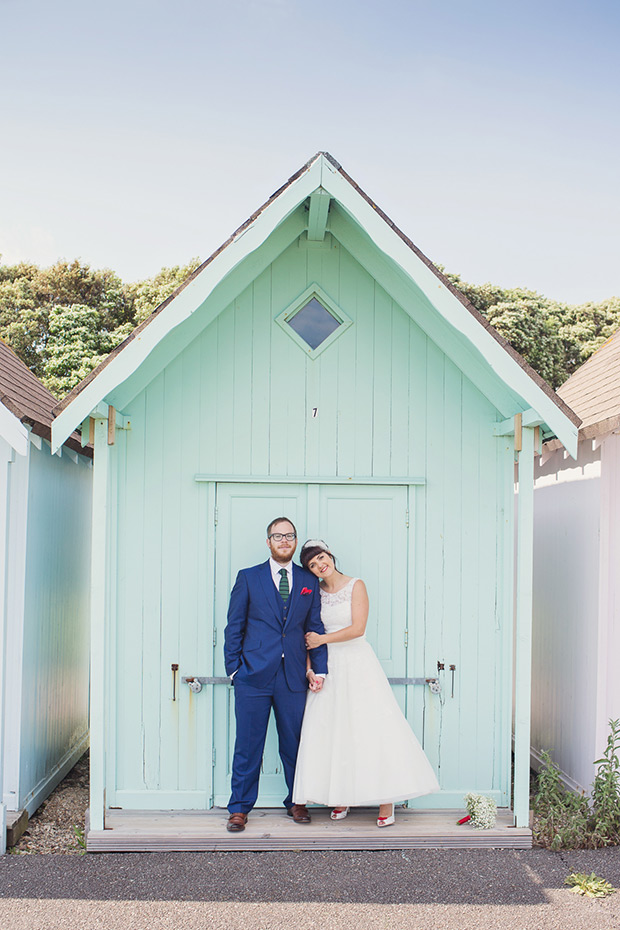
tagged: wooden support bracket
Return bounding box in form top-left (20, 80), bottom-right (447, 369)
top-left (514, 413), bottom-right (523, 453)
top-left (307, 188), bottom-right (331, 241)
top-left (84, 405), bottom-right (130, 447)
top-left (494, 408), bottom-right (544, 439)
top-left (107, 405), bottom-right (116, 445)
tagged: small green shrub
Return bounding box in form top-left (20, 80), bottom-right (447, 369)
top-left (534, 719), bottom-right (620, 849)
top-left (591, 718), bottom-right (620, 846)
top-left (565, 872), bottom-right (616, 897)
top-left (533, 751), bottom-right (591, 849)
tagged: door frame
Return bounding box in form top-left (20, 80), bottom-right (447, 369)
top-left (197, 474), bottom-right (424, 808)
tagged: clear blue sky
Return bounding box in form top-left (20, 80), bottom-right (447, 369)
top-left (1, 0), bottom-right (618, 304)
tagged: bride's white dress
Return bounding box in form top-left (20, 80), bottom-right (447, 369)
top-left (293, 578), bottom-right (439, 806)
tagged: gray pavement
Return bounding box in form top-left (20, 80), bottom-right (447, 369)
top-left (2, 847), bottom-right (620, 929)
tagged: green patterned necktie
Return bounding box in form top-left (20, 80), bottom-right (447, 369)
top-left (279, 568), bottom-right (289, 602)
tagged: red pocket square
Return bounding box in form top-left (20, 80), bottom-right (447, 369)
top-left (300, 587), bottom-right (313, 595)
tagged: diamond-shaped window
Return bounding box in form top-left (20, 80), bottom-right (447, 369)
top-left (287, 297), bottom-right (341, 350)
top-left (275, 285), bottom-right (352, 358)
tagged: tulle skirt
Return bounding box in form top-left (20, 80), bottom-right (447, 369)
top-left (293, 638), bottom-right (439, 806)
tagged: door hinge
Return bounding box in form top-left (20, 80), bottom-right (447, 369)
top-left (213, 629), bottom-right (217, 647)
top-left (212, 748), bottom-right (216, 765)
top-left (404, 629), bottom-right (408, 648)
top-left (405, 509), bottom-right (409, 527)
top-left (214, 507), bottom-right (218, 526)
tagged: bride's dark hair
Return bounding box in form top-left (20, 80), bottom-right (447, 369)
top-left (300, 544), bottom-right (338, 572)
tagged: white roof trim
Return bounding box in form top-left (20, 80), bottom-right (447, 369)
top-left (51, 159), bottom-right (322, 452)
top-left (0, 399), bottom-right (28, 456)
top-left (52, 153), bottom-right (578, 457)
top-left (319, 160), bottom-right (578, 456)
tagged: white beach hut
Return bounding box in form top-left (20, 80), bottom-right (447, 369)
top-left (0, 339), bottom-right (92, 851)
top-left (532, 329), bottom-right (620, 793)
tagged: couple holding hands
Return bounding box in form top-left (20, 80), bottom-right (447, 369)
top-left (223, 516), bottom-right (438, 833)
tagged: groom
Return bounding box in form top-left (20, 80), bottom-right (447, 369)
top-left (223, 517), bottom-right (328, 832)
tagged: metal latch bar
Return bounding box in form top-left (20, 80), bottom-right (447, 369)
top-left (183, 675), bottom-right (441, 689)
top-left (183, 677), bottom-right (230, 685)
top-left (389, 677), bottom-right (440, 688)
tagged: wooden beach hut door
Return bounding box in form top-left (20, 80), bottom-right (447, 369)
top-left (211, 482), bottom-right (410, 807)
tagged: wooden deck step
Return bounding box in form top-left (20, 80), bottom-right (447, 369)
top-left (87, 807), bottom-right (532, 852)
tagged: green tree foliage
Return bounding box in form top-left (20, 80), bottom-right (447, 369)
top-left (41, 304), bottom-right (133, 397)
top-left (557, 297), bottom-right (620, 374)
top-left (1, 254), bottom-right (618, 397)
top-left (443, 270), bottom-right (620, 388)
top-left (0, 259), bottom-right (134, 392)
top-left (0, 257), bottom-right (199, 396)
top-left (127, 258), bottom-right (202, 324)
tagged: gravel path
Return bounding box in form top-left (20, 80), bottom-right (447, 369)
top-left (8, 754), bottom-right (89, 855)
top-left (3, 758), bottom-right (620, 928)
top-left (2, 848), bottom-right (620, 929)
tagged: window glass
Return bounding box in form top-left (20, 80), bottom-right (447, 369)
top-left (287, 296), bottom-right (341, 350)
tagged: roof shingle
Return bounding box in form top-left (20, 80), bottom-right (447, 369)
top-left (558, 329), bottom-right (620, 434)
top-left (0, 339), bottom-right (90, 456)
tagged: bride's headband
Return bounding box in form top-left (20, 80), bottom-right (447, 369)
top-left (301, 538), bottom-right (330, 553)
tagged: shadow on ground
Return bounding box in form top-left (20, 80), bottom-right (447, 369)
top-left (2, 848), bottom-right (620, 905)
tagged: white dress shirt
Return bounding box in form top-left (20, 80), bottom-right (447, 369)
top-left (269, 557), bottom-right (293, 593)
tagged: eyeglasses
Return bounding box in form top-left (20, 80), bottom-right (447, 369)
top-left (269, 533), bottom-right (297, 541)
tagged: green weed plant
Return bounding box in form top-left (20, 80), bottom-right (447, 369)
top-left (565, 872), bottom-right (616, 897)
top-left (72, 824), bottom-right (87, 853)
top-left (534, 719), bottom-right (620, 849)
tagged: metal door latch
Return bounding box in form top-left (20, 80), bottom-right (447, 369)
top-left (182, 676), bottom-right (230, 691)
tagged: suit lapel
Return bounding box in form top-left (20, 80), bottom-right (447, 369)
top-left (285, 564), bottom-right (304, 631)
top-left (259, 561), bottom-right (284, 622)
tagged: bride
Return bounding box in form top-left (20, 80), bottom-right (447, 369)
top-left (293, 539), bottom-right (439, 826)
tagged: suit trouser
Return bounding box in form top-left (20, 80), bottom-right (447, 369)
top-left (228, 662), bottom-right (307, 812)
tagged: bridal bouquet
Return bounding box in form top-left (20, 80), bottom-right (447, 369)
top-left (463, 792), bottom-right (497, 829)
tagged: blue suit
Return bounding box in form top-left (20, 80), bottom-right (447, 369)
top-left (224, 560), bottom-right (328, 812)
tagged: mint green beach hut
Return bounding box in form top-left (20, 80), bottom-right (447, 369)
top-left (52, 153), bottom-right (579, 850)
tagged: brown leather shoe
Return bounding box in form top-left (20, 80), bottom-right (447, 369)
top-left (287, 804), bottom-right (311, 823)
top-left (227, 812), bottom-right (248, 832)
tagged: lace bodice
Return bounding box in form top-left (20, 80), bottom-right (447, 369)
top-left (319, 577), bottom-right (360, 634)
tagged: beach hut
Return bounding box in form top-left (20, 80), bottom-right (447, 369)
top-left (0, 339), bottom-right (92, 851)
top-left (532, 329), bottom-right (620, 793)
top-left (51, 153), bottom-right (578, 850)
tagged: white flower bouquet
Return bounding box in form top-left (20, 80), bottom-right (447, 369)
top-left (463, 792), bottom-right (497, 829)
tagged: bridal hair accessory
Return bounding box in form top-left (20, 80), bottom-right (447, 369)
top-left (301, 539), bottom-right (330, 553)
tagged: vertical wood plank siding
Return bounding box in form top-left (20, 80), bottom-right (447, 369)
top-left (109, 235), bottom-right (512, 805)
top-left (18, 444), bottom-right (91, 812)
top-left (532, 443), bottom-right (602, 793)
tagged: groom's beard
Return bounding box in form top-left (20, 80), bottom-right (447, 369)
top-left (269, 543), bottom-right (296, 563)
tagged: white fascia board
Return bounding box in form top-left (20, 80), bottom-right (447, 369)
top-left (321, 160), bottom-right (578, 458)
top-left (0, 401), bottom-right (28, 456)
top-left (51, 158), bottom-right (323, 452)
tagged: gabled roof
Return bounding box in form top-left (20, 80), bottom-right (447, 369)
top-left (0, 339), bottom-right (89, 457)
top-left (557, 327), bottom-right (620, 439)
top-left (51, 152), bottom-right (580, 456)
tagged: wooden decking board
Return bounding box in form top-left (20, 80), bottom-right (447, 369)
top-left (87, 807), bottom-right (532, 851)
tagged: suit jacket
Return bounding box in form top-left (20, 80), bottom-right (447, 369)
top-left (224, 560), bottom-right (328, 691)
